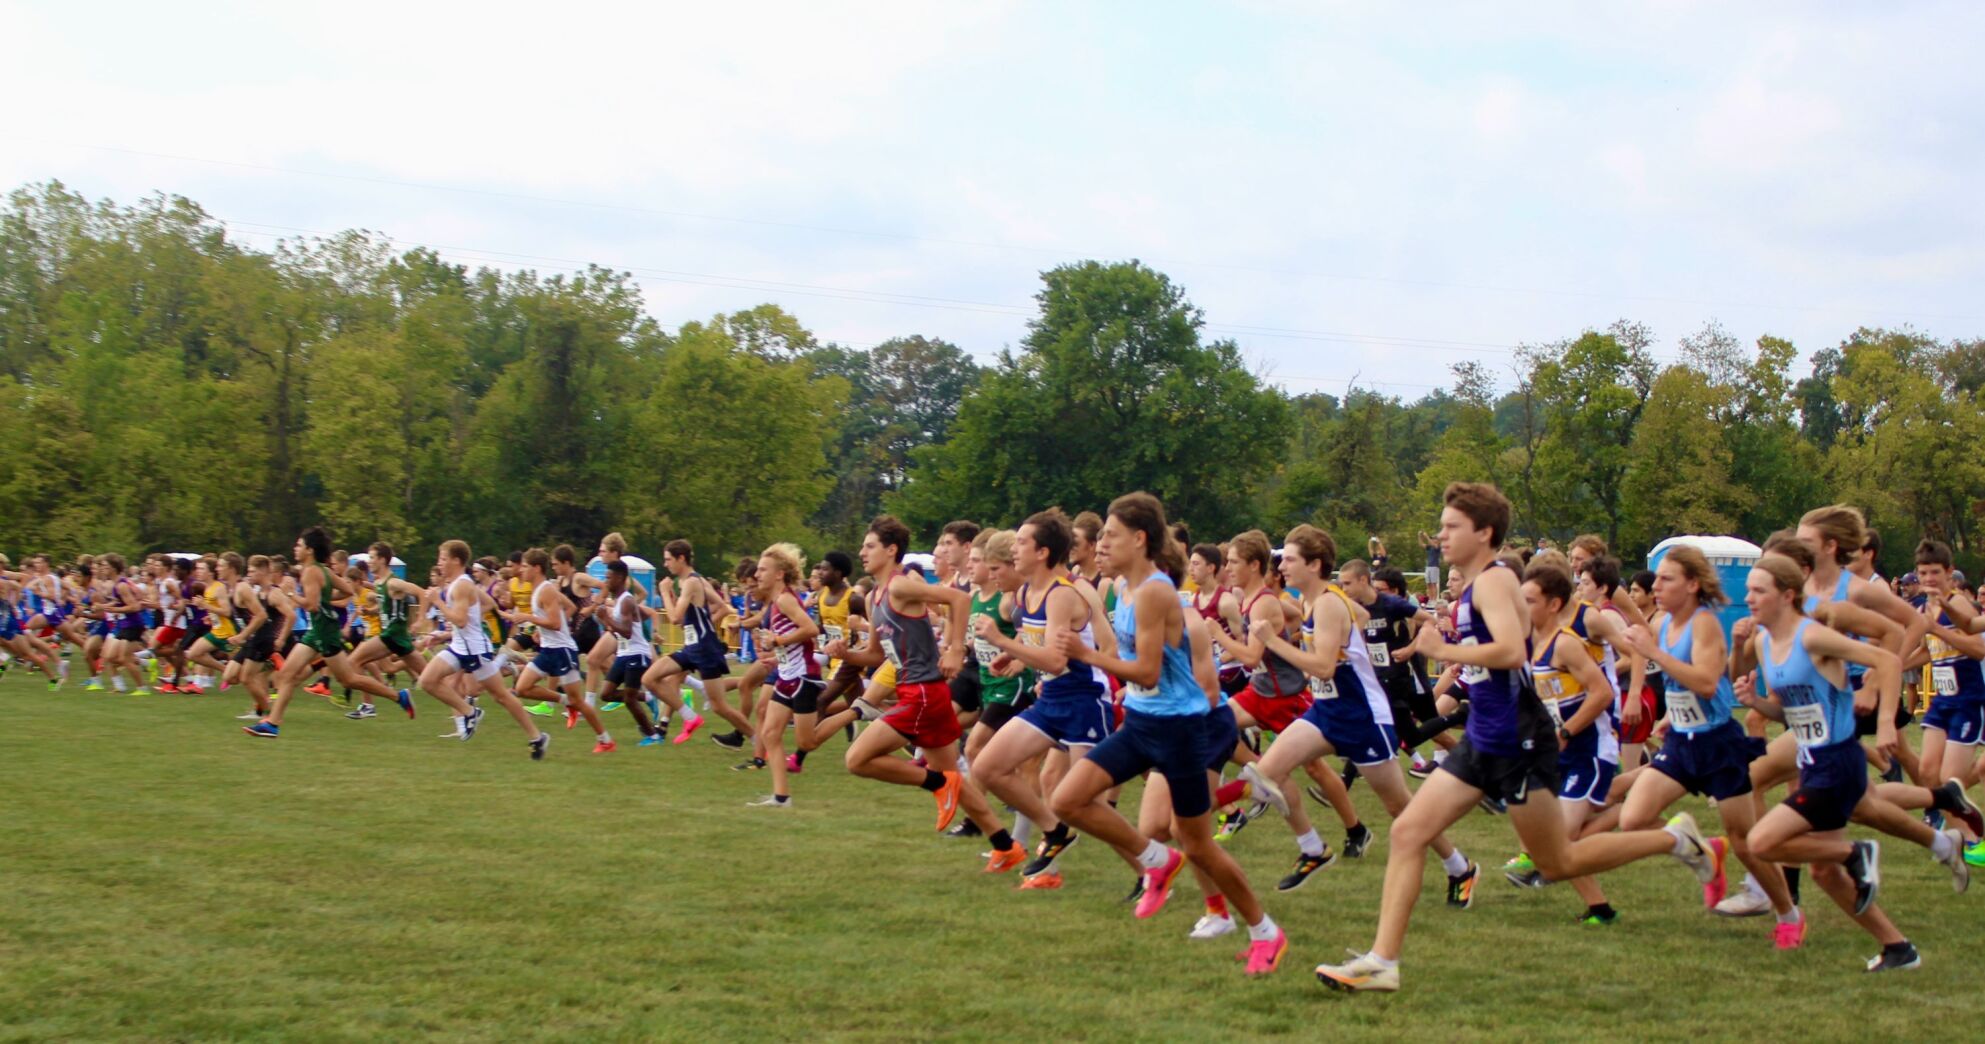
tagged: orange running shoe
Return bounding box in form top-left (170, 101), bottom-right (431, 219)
top-left (933, 770), bottom-right (963, 832)
top-left (592, 739), bottom-right (617, 754)
top-left (306, 681), bottom-right (331, 698)
top-left (984, 845), bottom-right (1027, 874)
top-left (1018, 871), bottom-right (1064, 890)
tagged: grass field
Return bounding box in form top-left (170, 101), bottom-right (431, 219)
top-left (3, 669), bottom-right (1980, 1042)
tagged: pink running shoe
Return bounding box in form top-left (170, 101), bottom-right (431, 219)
top-left (671, 715), bottom-right (704, 745)
top-left (786, 753), bottom-right (803, 774)
top-left (1773, 917), bottom-right (1806, 950)
top-left (1240, 929), bottom-right (1289, 976)
top-left (1133, 848), bottom-right (1186, 919)
top-left (1702, 837), bottom-right (1730, 908)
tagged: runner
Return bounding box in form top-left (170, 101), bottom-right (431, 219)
top-left (226, 554), bottom-right (285, 721)
top-left (824, 516), bottom-right (1021, 868)
top-left (244, 528), bottom-right (413, 738)
top-left (1910, 539), bottom-right (1985, 839)
top-left (1317, 483), bottom-right (1721, 993)
top-left (971, 510), bottom-right (1115, 887)
top-left (593, 561), bottom-right (681, 745)
top-left (744, 543), bottom-right (820, 808)
top-left (643, 540), bottom-right (746, 750)
top-left (503, 547), bottom-right (614, 753)
top-left (1247, 527), bottom-right (1474, 898)
top-left (1051, 492), bottom-right (1288, 974)
top-left (418, 539), bottom-right (542, 757)
top-left (342, 543), bottom-right (429, 721)
top-left (1799, 505), bottom-right (1927, 781)
top-left (1738, 553), bottom-right (1927, 971)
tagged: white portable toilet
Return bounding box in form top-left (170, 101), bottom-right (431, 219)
top-left (1647, 535), bottom-right (1761, 639)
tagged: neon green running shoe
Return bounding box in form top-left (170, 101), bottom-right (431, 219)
top-left (1965, 840), bottom-right (1985, 868)
top-left (84, 680), bottom-right (105, 692)
top-left (524, 701), bottom-right (558, 718)
top-left (1502, 852), bottom-right (1537, 886)
top-left (601, 701), bottom-right (624, 713)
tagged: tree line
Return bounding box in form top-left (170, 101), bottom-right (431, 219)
top-left (2, 182), bottom-right (1980, 579)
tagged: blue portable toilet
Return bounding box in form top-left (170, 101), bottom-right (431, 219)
top-left (1646, 535), bottom-right (1761, 640)
top-left (587, 554), bottom-right (659, 608)
top-left (348, 551), bottom-right (407, 580)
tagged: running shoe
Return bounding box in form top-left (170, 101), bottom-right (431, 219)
top-left (1878, 757), bottom-right (1904, 783)
top-left (1935, 827), bottom-right (1969, 893)
top-left (1316, 950), bottom-right (1400, 993)
top-left (83, 680), bottom-right (103, 692)
top-left (1966, 840), bottom-right (1985, 868)
top-left (1714, 881), bottom-right (1772, 917)
top-left (159, 683), bottom-right (180, 694)
top-left (565, 706), bottom-right (580, 730)
top-left (600, 701), bottom-right (624, 713)
top-left (638, 734), bottom-right (665, 747)
top-left (732, 757), bottom-right (767, 771)
top-left (1864, 941), bottom-right (1920, 973)
top-left (944, 818), bottom-right (982, 839)
top-left (524, 701), bottom-right (557, 717)
top-left (983, 846), bottom-right (1027, 874)
top-left (1123, 877), bottom-right (1145, 905)
top-left (1304, 784), bottom-right (1329, 808)
top-left (1665, 813), bottom-right (1720, 892)
top-left (1844, 839), bottom-right (1880, 916)
top-left (1024, 831), bottom-right (1078, 877)
top-left (1503, 851), bottom-right (1538, 886)
top-left (1937, 780), bottom-right (1984, 838)
top-left (933, 770), bottom-right (963, 832)
top-left (1277, 850), bottom-right (1336, 892)
top-left (235, 711), bottom-right (264, 721)
top-left (1344, 823), bottom-right (1373, 859)
top-left (711, 730), bottom-right (746, 750)
top-left (1773, 916), bottom-right (1807, 950)
top-left (1338, 760), bottom-right (1359, 789)
top-left (241, 720), bottom-right (279, 738)
top-left (394, 689), bottom-right (415, 718)
top-left (1701, 837), bottom-right (1731, 907)
top-left (462, 706), bottom-right (484, 740)
top-left (1241, 929), bottom-right (1288, 976)
top-left (1240, 763), bottom-right (1289, 816)
top-left (669, 715), bottom-right (703, 745)
top-left (306, 681), bottom-right (331, 698)
top-left (1189, 913), bottom-right (1236, 940)
top-left (1447, 862), bottom-right (1480, 908)
top-left (1576, 908), bottom-right (1619, 926)
top-left (592, 739), bottom-right (617, 754)
top-left (1477, 796), bottom-right (1508, 815)
top-left (47, 678), bottom-right (62, 692)
top-left (851, 698), bottom-right (883, 721)
top-left (1924, 808), bottom-right (1945, 831)
top-left (130, 687), bottom-right (153, 696)
top-left (528, 733), bottom-right (550, 761)
top-left (1407, 758), bottom-right (1436, 780)
top-left (346, 703), bottom-right (378, 720)
top-left (1017, 871), bottom-right (1064, 891)
top-left (786, 753), bottom-right (805, 775)
top-left (1215, 804), bottom-right (1257, 843)
top-left (179, 683), bottom-right (203, 696)
top-left (746, 794), bottom-right (791, 809)
top-left (1134, 847), bottom-right (1186, 919)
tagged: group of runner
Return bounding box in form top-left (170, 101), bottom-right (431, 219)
top-left (4, 487), bottom-right (1982, 988)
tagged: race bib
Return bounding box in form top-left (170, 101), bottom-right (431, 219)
top-left (1784, 702), bottom-right (1829, 747)
top-left (822, 624), bottom-right (844, 651)
top-left (1367, 640), bottom-right (1391, 665)
top-left (1458, 636), bottom-right (1488, 685)
top-left (973, 637), bottom-right (1000, 667)
top-left (1667, 688), bottom-right (1708, 730)
top-left (881, 636), bottom-right (901, 667)
top-left (683, 624), bottom-right (701, 646)
top-left (1310, 674), bottom-right (1339, 700)
top-left (615, 633), bottom-right (633, 656)
top-left (1932, 665), bottom-right (1959, 697)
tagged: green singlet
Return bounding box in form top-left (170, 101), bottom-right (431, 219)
top-left (971, 588), bottom-right (1026, 706)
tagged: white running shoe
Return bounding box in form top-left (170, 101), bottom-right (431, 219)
top-left (1714, 876), bottom-right (1771, 917)
top-left (1315, 950), bottom-right (1401, 993)
top-left (1936, 827), bottom-right (1970, 894)
top-left (746, 794), bottom-right (792, 809)
top-left (1240, 763), bottom-right (1290, 817)
top-left (234, 712), bottom-right (264, 721)
top-left (1188, 914), bottom-right (1236, 940)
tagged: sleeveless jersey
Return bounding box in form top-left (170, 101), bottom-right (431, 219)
top-left (870, 573), bottom-right (941, 685)
top-left (1759, 619), bottom-right (1858, 760)
top-left (679, 575), bottom-right (722, 651)
top-left (1017, 577), bottom-right (1108, 702)
top-left (376, 579), bottom-right (415, 636)
top-left (765, 595), bottom-right (821, 682)
top-left (1659, 608), bottom-right (1736, 734)
top-left (972, 587), bottom-right (1023, 705)
top-left (1110, 572), bottom-right (1205, 717)
top-left (533, 580), bottom-right (576, 650)
top-left (442, 578), bottom-right (494, 657)
top-left (611, 591), bottom-right (653, 658)
top-left (1453, 560), bottom-right (1537, 757)
top-left (1244, 588), bottom-right (1309, 699)
top-left (816, 585), bottom-right (852, 664)
top-left (1926, 604), bottom-right (1985, 706)
top-left (509, 577), bottom-right (534, 627)
top-left (1299, 584), bottom-right (1392, 728)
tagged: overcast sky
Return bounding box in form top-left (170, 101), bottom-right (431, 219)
top-left (5, 1), bottom-right (1980, 397)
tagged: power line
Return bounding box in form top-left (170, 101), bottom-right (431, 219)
top-left (31, 138), bottom-right (1984, 325)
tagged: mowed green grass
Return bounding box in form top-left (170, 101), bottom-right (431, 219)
top-left (2, 670), bottom-right (1981, 1043)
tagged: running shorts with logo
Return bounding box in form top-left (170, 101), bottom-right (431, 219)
top-left (1439, 696), bottom-right (1560, 804)
top-left (302, 610), bottom-right (345, 656)
top-left (1231, 686), bottom-right (1312, 735)
top-left (669, 639), bottom-right (730, 681)
top-left (1647, 718), bottom-right (1764, 800)
top-left (380, 623), bottom-right (416, 658)
top-left (530, 645), bottom-right (582, 684)
top-left (1017, 690), bottom-right (1114, 749)
top-left (1785, 738), bottom-right (1869, 831)
top-left (1922, 693), bottom-right (1985, 745)
top-left (1555, 724), bottom-right (1616, 805)
top-left (608, 653), bottom-right (651, 687)
top-left (438, 648), bottom-right (502, 682)
top-left (881, 679), bottom-right (960, 749)
top-left (1299, 697), bottom-right (1399, 767)
top-left (772, 676), bottom-right (823, 715)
